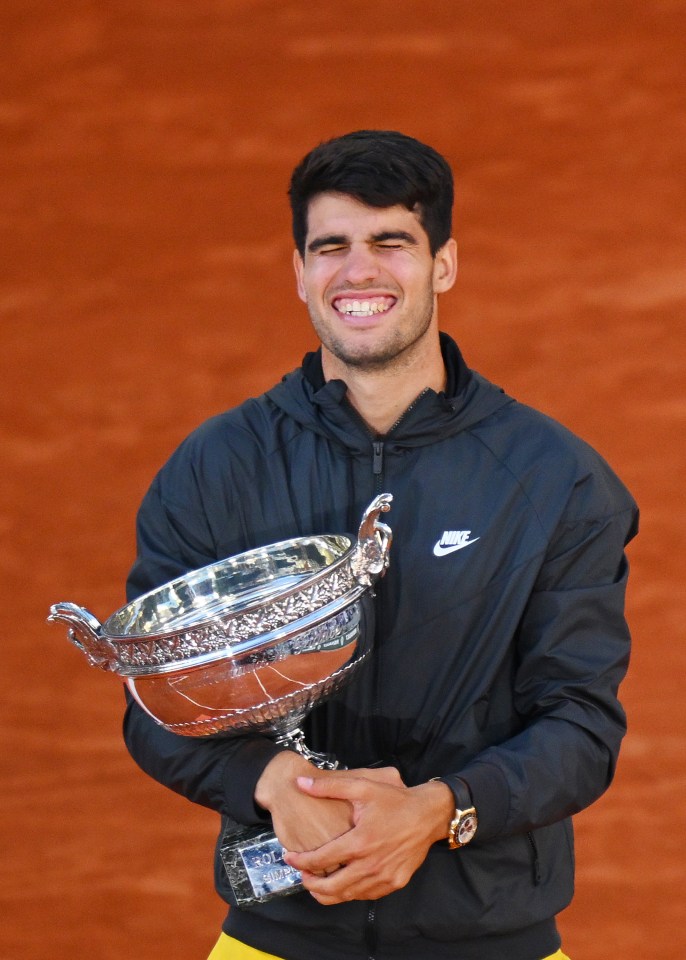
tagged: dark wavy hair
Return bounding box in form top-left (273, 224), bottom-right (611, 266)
top-left (289, 130), bottom-right (453, 256)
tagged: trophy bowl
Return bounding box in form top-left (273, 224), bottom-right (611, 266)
top-left (48, 494), bottom-right (393, 742)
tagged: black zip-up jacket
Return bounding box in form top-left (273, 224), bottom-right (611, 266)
top-left (124, 334), bottom-right (638, 960)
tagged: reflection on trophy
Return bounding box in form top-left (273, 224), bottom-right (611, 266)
top-left (48, 494), bottom-right (393, 905)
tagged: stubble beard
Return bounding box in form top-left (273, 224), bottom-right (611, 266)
top-left (308, 287), bottom-right (437, 374)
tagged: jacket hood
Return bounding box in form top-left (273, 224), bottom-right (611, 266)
top-left (265, 332), bottom-right (514, 454)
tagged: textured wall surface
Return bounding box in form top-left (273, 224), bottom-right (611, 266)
top-left (1, 2), bottom-right (684, 957)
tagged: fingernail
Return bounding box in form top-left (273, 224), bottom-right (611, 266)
top-left (297, 776), bottom-right (314, 788)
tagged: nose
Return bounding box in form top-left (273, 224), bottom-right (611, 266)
top-left (339, 243), bottom-right (381, 286)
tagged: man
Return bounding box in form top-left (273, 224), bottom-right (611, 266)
top-left (124, 130), bottom-right (638, 960)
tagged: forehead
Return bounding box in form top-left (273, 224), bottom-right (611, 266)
top-left (304, 191), bottom-right (428, 243)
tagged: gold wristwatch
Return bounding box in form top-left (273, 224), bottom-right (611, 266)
top-left (433, 776), bottom-right (478, 849)
top-left (447, 804), bottom-right (478, 849)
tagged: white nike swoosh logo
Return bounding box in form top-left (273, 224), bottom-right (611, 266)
top-left (433, 538), bottom-right (480, 557)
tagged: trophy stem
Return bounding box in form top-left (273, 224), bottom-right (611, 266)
top-left (273, 726), bottom-right (341, 770)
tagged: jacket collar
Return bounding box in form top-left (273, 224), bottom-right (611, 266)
top-left (300, 332), bottom-right (472, 400)
top-left (267, 333), bottom-right (513, 451)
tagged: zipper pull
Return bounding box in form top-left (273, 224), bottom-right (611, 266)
top-left (372, 440), bottom-right (384, 477)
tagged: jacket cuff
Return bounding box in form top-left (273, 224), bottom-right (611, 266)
top-left (448, 760), bottom-right (511, 841)
top-left (219, 737), bottom-right (289, 826)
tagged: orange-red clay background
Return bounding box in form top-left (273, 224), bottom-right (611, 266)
top-left (1, 2), bottom-right (685, 957)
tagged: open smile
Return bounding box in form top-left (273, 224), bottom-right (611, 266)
top-left (331, 295), bottom-right (397, 319)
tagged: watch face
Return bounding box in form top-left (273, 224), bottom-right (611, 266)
top-left (457, 813), bottom-right (477, 845)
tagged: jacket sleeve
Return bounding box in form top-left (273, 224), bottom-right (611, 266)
top-left (122, 471), bottom-right (284, 825)
top-left (447, 489), bottom-right (638, 843)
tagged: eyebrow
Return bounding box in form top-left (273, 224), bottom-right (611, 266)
top-left (307, 230), bottom-right (419, 253)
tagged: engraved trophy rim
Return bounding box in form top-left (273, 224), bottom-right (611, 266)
top-left (103, 531), bottom-right (356, 643)
top-left (49, 494), bottom-right (392, 664)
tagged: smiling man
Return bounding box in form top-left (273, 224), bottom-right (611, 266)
top-left (123, 130), bottom-right (638, 960)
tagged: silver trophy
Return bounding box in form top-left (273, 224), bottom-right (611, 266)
top-left (48, 494), bottom-right (393, 905)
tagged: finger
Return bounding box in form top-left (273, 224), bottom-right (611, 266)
top-left (325, 766), bottom-right (403, 787)
top-left (296, 774), bottom-right (371, 802)
top-left (356, 766), bottom-right (404, 786)
top-left (307, 864), bottom-right (342, 878)
top-left (299, 867), bottom-right (356, 903)
top-left (300, 866), bottom-right (390, 905)
top-left (284, 833), bottom-right (353, 874)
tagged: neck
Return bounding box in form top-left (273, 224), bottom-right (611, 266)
top-left (322, 342), bottom-right (446, 435)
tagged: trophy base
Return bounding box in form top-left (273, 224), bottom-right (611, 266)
top-left (219, 819), bottom-right (303, 905)
top-left (219, 728), bottom-right (341, 906)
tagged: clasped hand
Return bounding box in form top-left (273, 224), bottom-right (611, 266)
top-left (255, 754), bottom-right (453, 905)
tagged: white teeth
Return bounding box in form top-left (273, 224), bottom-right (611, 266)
top-left (336, 299), bottom-right (391, 317)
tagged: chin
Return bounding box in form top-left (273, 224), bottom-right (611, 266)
top-left (333, 346), bottom-right (405, 371)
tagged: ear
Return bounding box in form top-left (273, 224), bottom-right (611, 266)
top-left (432, 238), bottom-right (458, 294)
top-left (293, 249), bottom-right (307, 303)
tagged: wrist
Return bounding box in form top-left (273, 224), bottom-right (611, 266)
top-left (429, 776), bottom-right (478, 849)
top-left (417, 779), bottom-right (457, 844)
top-left (254, 750), bottom-right (313, 811)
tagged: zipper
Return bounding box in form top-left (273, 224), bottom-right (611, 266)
top-left (526, 831), bottom-right (542, 885)
top-left (369, 386), bottom-right (430, 490)
top-left (341, 386), bottom-right (432, 493)
top-left (372, 440), bottom-right (384, 492)
top-left (364, 903), bottom-right (377, 959)
top-left (386, 386), bottom-right (430, 435)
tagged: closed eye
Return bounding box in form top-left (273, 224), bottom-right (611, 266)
top-left (372, 231), bottom-right (418, 248)
top-left (308, 235), bottom-right (349, 255)
top-left (317, 244), bottom-right (348, 255)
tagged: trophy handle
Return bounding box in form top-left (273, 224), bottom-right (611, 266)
top-left (47, 602), bottom-right (119, 671)
top-left (351, 493), bottom-right (393, 586)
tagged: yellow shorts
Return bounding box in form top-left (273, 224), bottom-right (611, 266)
top-left (207, 932), bottom-right (570, 960)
